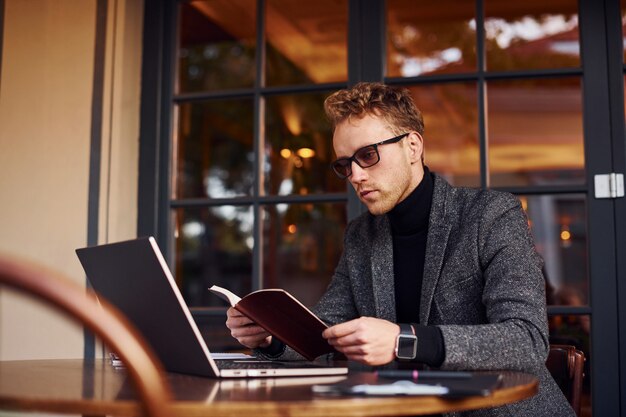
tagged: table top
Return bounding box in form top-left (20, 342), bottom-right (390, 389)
top-left (0, 359), bottom-right (538, 417)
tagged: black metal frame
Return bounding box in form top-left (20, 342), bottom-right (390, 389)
top-left (137, 0), bottom-right (625, 414)
top-left (138, 0), bottom-right (176, 255)
top-left (83, 0), bottom-right (109, 361)
top-left (579, 1), bottom-right (623, 415)
top-left (602, 1), bottom-right (626, 414)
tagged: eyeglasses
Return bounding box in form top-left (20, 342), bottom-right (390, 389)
top-left (330, 133), bottom-right (409, 179)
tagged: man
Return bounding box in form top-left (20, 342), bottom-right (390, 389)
top-left (226, 82), bottom-right (575, 416)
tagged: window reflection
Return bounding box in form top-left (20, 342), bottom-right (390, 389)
top-left (519, 194), bottom-right (588, 306)
top-left (265, 0), bottom-right (348, 86)
top-left (386, 0), bottom-right (476, 77)
top-left (173, 206), bottom-right (253, 308)
top-left (484, 1), bottom-right (580, 71)
top-left (487, 77), bottom-right (585, 187)
top-left (175, 99), bottom-right (255, 199)
top-left (178, 0), bottom-right (257, 92)
top-left (264, 92), bottom-right (345, 195)
top-left (263, 203), bottom-right (346, 307)
top-left (405, 83), bottom-right (479, 186)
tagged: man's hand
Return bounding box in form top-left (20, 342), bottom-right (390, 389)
top-left (322, 317), bottom-right (400, 365)
top-left (225, 307), bottom-right (272, 349)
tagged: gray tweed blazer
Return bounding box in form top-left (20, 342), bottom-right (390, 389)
top-left (279, 174), bottom-right (575, 416)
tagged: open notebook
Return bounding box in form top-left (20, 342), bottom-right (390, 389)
top-left (76, 237), bottom-right (348, 378)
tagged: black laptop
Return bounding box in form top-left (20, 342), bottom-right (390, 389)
top-left (76, 237), bottom-right (348, 378)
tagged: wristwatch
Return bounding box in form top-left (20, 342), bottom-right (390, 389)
top-left (394, 323), bottom-right (417, 360)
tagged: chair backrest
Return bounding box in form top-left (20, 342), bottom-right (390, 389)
top-left (546, 344), bottom-right (585, 417)
top-left (0, 254), bottom-right (172, 417)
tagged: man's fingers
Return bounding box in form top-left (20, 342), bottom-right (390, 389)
top-left (229, 324), bottom-right (271, 349)
top-left (224, 307), bottom-right (272, 349)
top-left (226, 308), bottom-right (257, 328)
top-left (322, 318), bottom-right (361, 339)
top-left (226, 315), bottom-right (254, 328)
top-left (326, 333), bottom-right (364, 348)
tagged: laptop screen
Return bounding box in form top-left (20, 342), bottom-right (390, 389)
top-left (76, 237), bottom-right (220, 377)
top-left (76, 237), bottom-right (348, 378)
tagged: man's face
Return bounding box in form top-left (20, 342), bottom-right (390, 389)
top-left (332, 114), bottom-right (424, 215)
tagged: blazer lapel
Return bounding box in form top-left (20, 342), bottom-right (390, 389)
top-left (420, 176), bottom-right (452, 324)
top-left (371, 216), bottom-right (396, 322)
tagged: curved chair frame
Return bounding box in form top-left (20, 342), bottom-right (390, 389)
top-left (547, 344), bottom-right (585, 417)
top-left (0, 255), bottom-right (172, 417)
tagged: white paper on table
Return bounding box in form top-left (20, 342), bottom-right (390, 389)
top-left (313, 380), bottom-right (449, 396)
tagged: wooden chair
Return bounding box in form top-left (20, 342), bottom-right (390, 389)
top-left (0, 254), bottom-right (172, 417)
top-left (546, 344), bottom-right (585, 417)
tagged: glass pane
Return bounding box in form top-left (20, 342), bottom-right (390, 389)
top-left (406, 82), bottom-right (479, 186)
top-left (519, 194), bottom-right (588, 306)
top-left (177, 0), bottom-right (257, 93)
top-left (264, 91), bottom-right (345, 195)
top-left (174, 98), bottom-right (255, 199)
top-left (487, 77), bottom-right (585, 187)
top-left (484, 1), bottom-right (580, 71)
top-left (173, 206), bottom-right (253, 308)
top-left (386, 0), bottom-right (476, 77)
top-left (265, 0), bottom-right (348, 86)
top-left (262, 203), bottom-right (346, 307)
top-left (548, 315), bottom-right (591, 416)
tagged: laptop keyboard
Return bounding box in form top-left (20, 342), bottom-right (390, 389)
top-left (215, 359), bottom-right (323, 369)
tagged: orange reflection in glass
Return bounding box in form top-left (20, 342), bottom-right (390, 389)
top-left (265, 0), bottom-right (348, 86)
top-left (264, 92), bottom-right (345, 196)
top-left (386, 0), bottom-right (476, 77)
top-left (487, 78), bottom-right (585, 187)
top-left (485, 1), bottom-right (580, 71)
top-left (178, 0), bottom-right (257, 92)
top-left (406, 83), bottom-right (480, 187)
top-left (174, 99), bottom-right (255, 199)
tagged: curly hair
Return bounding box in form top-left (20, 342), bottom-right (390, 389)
top-left (324, 82), bottom-right (424, 135)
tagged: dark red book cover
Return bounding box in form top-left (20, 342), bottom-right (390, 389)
top-left (210, 286), bottom-right (336, 361)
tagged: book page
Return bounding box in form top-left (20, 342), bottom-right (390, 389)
top-left (208, 285), bottom-right (242, 306)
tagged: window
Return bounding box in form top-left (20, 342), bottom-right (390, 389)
top-left (170, 0), bottom-right (349, 347)
top-left (385, 1), bottom-right (591, 413)
top-left (141, 2), bottom-right (626, 413)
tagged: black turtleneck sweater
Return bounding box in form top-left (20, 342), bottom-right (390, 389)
top-left (388, 167), bottom-right (444, 367)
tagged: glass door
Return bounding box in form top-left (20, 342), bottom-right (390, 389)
top-left (138, 1), bottom-right (625, 414)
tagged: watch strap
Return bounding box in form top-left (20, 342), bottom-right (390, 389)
top-left (401, 323), bottom-right (414, 334)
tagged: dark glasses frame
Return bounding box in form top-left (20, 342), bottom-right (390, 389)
top-left (330, 132), bottom-right (409, 179)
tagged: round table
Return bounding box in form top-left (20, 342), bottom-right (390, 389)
top-left (0, 359), bottom-right (538, 416)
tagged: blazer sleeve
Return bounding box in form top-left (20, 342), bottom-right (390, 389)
top-left (438, 193), bottom-right (550, 371)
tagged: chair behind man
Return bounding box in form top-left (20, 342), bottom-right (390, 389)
top-left (0, 254), bottom-right (172, 417)
top-left (546, 344), bottom-right (585, 416)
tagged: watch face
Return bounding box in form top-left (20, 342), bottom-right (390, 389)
top-left (397, 334), bottom-right (417, 359)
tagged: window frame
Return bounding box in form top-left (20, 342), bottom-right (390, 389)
top-left (138, 1), bottom-right (626, 414)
